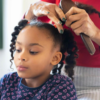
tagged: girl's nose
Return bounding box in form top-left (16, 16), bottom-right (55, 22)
top-left (18, 52), bottom-right (28, 61)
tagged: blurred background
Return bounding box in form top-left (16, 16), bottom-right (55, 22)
top-left (0, 0), bottom-right (39, 78)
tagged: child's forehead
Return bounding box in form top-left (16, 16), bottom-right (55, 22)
top-left (19, 26), bottom-right (52, 40)
top-left (16, 26), bottom-right (54, 47)
top-left (21, 26), bottom-right (51, 36)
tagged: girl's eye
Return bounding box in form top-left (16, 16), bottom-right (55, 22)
top-left (15, 49), bottom-right (21, 53)
top-left (15, 49), bottom-right (38, 55)
top-left (30, 51), bottom-right (38, 55)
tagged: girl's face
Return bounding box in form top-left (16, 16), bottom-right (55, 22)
top-left (14, 26), bottom-right (61, 79)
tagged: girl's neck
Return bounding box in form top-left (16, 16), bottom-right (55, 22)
top-left (21, 72), bottom-right (52, 88)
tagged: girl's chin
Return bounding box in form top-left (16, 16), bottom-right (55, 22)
top-left (17, 72), bottom-right (28, 78)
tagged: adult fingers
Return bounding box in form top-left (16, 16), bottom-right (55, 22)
top-left (55, 5), bottom-right (66, 22)
top-left (65, 7), bottom-right (86, 18)
top-left (70, 19), bottom-right (83, 31)
top-left (40, 9), bottom-right (64, 33)
top-left (65, 9), bottom-right (88, 27)
top-left (73, 22), bottom-right (88, 36)
top-left (70, 16), bottom-right (88, 30)
top-left (54, 23), bottom-right (64, 34)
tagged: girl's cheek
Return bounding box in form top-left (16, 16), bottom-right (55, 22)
top-left (14, 53), bottom-right (16, 60)
top-left (14, 53), bottom-right (18, 64)
top-left (14, 52), bottom-right (19, 57)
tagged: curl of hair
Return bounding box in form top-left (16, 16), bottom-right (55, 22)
top-left (52, 29), bottom-right (78, 80)
top-left (10, 19), bottom-right (28, 69)
top-left (76, 2), bottom-right (100, 17)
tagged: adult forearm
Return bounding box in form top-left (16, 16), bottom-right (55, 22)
top-left (91, 29), bottom-right (100, 46)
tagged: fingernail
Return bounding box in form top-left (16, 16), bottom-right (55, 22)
top-left (60, 29), bottom-right (64, 34)
top-left (47, 11), bottom-right (50, 14)
top-left (65, 15), bottom-right (67, 19)
top-left (58, 21), bottom-right (62, 24)
top-left (62, 17), bottom-right (66, 22)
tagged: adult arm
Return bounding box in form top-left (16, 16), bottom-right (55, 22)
top-left (65, 7), bottom-right (100, 46)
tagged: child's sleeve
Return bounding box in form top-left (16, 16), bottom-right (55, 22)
top-left (0, 75), bottom-right (6, 98)
top-left (0, 73), bottom-right (11, 99)
top-left (0, 78), bottom-right (2, 98)
top-left (47, 78), bottom-right (77, 100)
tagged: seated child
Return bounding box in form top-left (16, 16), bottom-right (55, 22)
top-left (0, 19), bottom-right (78, 100)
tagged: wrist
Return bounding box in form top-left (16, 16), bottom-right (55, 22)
top-left (91, 28), bottom-right (100, 39)
top-left (91, 28), bottom-right (100, 46)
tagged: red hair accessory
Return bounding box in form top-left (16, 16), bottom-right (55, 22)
top-left (53, 24), bottom-right (57, 28)
top-left (27, 21), bottom-right (30, 24)
top-left (62, 60), bottom-right (65, 64)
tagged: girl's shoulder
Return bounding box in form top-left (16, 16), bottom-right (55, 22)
top-left (0, 72), bottom-right (20, 85)
top-left (52, 74), bottom-right (73, 84)
top-left (0, 72), bottom-right (18, 80)
top-left (48, 74), bottom-right (75, 91)
top-left (46, 74), bottom-right (77, 99)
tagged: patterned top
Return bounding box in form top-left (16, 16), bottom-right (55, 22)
top-left (0, 72), bottom-right (77, 100)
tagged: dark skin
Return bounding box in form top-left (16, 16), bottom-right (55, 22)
top-left (14, 26), bottom-right (62, 88)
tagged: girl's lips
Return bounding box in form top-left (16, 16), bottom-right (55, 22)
top-left (17, 66), bottom-right (28, 71)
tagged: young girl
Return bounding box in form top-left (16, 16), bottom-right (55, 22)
top-left (0, 19), bottom-right (78, 100)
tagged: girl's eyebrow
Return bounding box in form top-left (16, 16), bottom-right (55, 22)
top-left (16, 41), bottom-right (43, 48)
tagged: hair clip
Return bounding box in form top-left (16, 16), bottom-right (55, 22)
top-left (62, 60), bottom-right (65, 64)
top-left (53, 24), bottom-right (57, 28)
top-left (27, 21), bottom-right (30, 24)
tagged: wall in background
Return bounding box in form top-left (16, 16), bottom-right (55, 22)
top-left (0, 0), bottom-right (39, 78)
top-left (0, 0), bottom-right (3, 49)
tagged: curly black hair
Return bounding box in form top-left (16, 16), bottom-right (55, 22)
top-left (76, 2), bottom-right (100, 17)
top-left (10, 19), bottom-right (78, 80)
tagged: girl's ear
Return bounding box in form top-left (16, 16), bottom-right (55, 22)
top-left (50, 52), bottom-right (62, 65)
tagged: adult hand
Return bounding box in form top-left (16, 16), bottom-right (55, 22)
top-left (25, 1), bottom-right (66, 34)
top-left (65, 7), bottom-right (100, 40)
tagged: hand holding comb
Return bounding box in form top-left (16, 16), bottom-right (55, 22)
top-left (59, 0), bottom-right (96, 55)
